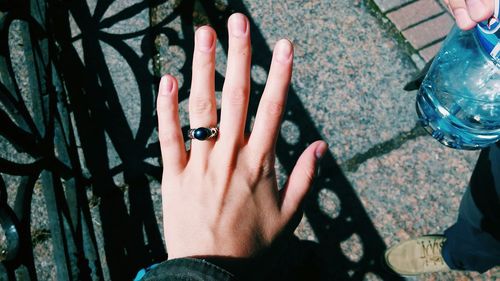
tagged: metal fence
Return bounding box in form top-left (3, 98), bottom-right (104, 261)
top-left (0, 0), bottom-right (166, 279)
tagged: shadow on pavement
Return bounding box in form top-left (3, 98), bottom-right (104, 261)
top-left (49, 0), bottom-right (168, 279)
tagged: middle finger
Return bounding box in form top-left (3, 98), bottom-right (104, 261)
top-left (219, 13), bottom-right (251, 148)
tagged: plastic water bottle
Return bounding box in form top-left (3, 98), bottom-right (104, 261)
top-left (416, 0), bottom-right (500, 150)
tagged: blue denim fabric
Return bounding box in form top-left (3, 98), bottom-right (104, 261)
top-left (442, 144), bottom-right (500, 272)
top-left (136, 258), bottom-right (236, 281)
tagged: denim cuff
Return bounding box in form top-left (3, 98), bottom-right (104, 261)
top-left (136, 258), bottom-right (236, 281)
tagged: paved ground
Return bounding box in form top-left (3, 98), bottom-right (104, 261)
top-left (2, 0), bottom-right (499, 280)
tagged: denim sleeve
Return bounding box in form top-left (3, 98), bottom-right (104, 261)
top-left (136, 258), bottom-right (236, 281)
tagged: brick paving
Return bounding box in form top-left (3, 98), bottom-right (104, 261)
top-left (373, 0), bottom-right (455, 63)
top-left (402, 13), bottom-right (454, 49)
top-left (386, 0), bottom-right (443, 30)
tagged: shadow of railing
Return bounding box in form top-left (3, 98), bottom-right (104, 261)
top-left (0, 0), bottom-right (404, 280)
top-left (1, 0), bottom-right (167, 279)
top-left (0, 0), bottom-right (105, 279)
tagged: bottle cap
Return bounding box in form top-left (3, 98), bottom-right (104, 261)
top-left (476, 0), bottom-right (500, 59)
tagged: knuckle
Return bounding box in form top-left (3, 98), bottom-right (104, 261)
top-left (248, 155), bottom-right (275, 180)
top-left (225, 85), bottom-right (249, 106)
top-left (159, 131), bottom-right (182, 145)
top-left (190, 97), bottom-right (214, 115)
top-left (238, 45), bottom-right (251, 57)
top-left (157, 100), bottom-right (174, 113)
top-left (195, 57), bottom-right (215, 72)
top-left (231, 43), bottom-right (251, 57)
top-left (261, 99), bottom-right (284, 117)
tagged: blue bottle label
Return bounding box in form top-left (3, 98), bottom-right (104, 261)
top-left (476, 0), bottom-right (500, 59)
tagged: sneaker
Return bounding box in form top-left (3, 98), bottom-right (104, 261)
top-left (384, 235), bottom-right (451, 276)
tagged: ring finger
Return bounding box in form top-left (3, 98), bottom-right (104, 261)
top-left (189, 26), bottom-right (218, 156)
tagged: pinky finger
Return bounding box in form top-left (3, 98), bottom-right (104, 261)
top-left (157, 75), bottom-right (187, 175)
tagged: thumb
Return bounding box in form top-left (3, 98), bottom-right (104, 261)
top-left (279, 141), bottom-right (327, 223)
top-left (467, 0), bottom-right (496, 23)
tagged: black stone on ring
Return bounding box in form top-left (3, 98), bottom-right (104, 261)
top-left (188, 127), bottom-right (218, 141)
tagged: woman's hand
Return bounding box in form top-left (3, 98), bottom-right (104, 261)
top-left (444, 0), bottom-right (496, 30)
top-left (157, 13), bottom-right (327, 260)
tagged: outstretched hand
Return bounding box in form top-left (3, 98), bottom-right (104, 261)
top-left (157, 13), bottom-right (327, 259)
top-left (444, 0), bottom-right (496, 30)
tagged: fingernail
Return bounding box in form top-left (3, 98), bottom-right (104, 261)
top-left (315, 142), bottom-right (328, 161)
top-left (161, 76), bottom-right (173, 95)
top-left (230, 14), bottom-right (247, 37)
top-left (196, 28), bottom-right (214, 52)
top-left (275, 39), bottom-right (293, 63)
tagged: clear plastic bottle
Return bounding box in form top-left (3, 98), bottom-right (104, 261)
top-left (416, 1), bottom-right (500, 150)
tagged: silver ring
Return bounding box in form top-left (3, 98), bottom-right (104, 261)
top-left (188, 127), bottom-right (218, 141)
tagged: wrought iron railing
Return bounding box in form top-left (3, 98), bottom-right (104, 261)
top-left (0, 0), bottom-right (166, 279)
top-left (0, 0), bottom-right (104, 279)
